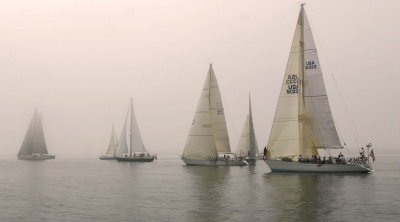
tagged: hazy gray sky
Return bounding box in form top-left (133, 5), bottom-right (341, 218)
top-left (1, 0), bottom-right (399, 157)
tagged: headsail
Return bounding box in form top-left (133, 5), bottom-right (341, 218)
top-left (105, 126), bottom-right (117, 155)
top-left (116, 109), bottom-right (129, 157)
top-left (18, 110), bottom-right (49, 156)
top-left (267, 6), bottom-right (340, 159)
top-left (267, 9), bottom-right (303, 159)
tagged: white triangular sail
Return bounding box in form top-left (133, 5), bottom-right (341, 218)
top-left (235, 95), bottom-right (258, 157)
top-left (116, 111), bottom-right (129, 157)
top-left (182, 65), bottom-right (232, 160)
top-left (18, 110), bottom-right (49, 156)
top-left (182, 66), bottom-right (218, 160)
top-left (302, 11), bottom-right (341, 149)
top-left (129, 99), bottom-right (146, 154)
top-left (105, 126), bottom-right (117, 155)
top-left (209, 66), bottom-right (231, 153)
top-left (267, 6), bottom-right (341, 160)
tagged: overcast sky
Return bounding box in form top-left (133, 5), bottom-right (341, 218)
top-left (0, 0), bottom-right (399, 158)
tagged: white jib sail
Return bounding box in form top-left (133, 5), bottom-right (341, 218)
top-left (182, 66), bottom-right (218, 160)
top-left (129, 99), bottom-right (147, 154)
top-left (116, 109), bottom-right (129, 157)
top-left (209, 65), bottom-right (231, 153)
top-left (18, 110), bottom-right (49, 156)
top-left (267, 10), bottom-right (303, 159)
top-left (105, 126), bottom-right (117, 155)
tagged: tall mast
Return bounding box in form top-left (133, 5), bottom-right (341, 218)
top-left (300, 4), bottom-right (305, 109)
top-left (130, 97), bottom-right (133, 156)
top-left (208, 64), bottom-right (212, 108)
top-left (249, 93), bottom-right (253, 155)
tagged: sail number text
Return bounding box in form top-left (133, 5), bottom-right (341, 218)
top-left (305, 61), bottom-right (317, 70)
top-left (286, 74), bottom-right (298, 94)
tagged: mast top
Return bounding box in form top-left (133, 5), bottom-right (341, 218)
top-left (300, 1), bottom-right (306, 8)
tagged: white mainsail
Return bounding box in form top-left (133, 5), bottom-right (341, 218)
top-left (129, 98), bottom-right (146, 154)
top-left (235, 95), bottom-right (258, 157)
top-left (18, 110), bottom-right (49, 156)
top-left (105, 126), bottom-right (118, 155)
top-left (182, 64), bottom-right (231, 160)
top-left (267, 6), bottom-right (341, 159)
top-left (302, 11), bottom-right (341, 150)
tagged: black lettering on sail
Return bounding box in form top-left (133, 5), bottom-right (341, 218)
top-left (286, 74), bottom-right (299, 94)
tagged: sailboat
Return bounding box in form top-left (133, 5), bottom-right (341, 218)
top-left (265, 4), bottom-right (373, 173)
top-left (115, 98), bottom-right (156, 162)
top-left (181, 64), bottom-right (248, 166)
top-left (234, 94), bottom-right (259, 165)
top-left (99, 126), bottom-right (118, 160)
top-left (18, 110), bottom-right (55, 160)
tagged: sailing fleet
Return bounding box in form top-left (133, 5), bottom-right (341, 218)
top-left (16, 5), bottom-right (374, 173)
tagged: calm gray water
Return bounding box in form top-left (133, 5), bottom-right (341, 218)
top-left (0, 155), bottom-right (399, 222)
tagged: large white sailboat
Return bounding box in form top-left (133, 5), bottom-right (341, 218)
top-left (234, 95), bottom-right (259, 165)
top-left (99, 126), bottom-right (118, 160)
top-left (181, 64), bottom-right (247, 166)
top-left (265, 5), bottom-right (373, 173)
top-left (18, 110), bottom-right (55, 160)
top-left (115, 98), bottom-right (156, 162)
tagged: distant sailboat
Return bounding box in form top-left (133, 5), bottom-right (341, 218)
top-left (99, 126), bottom-right (118, 160)
top-left (235, 94), bottom-right (259, 165)
top-left (115, 98), bottom-right (156, 162)
top-left (181, 64), bottom-right (248, 166)
top-left (18, 110), bottom-right (55, 160)
top-left (264, 4), bottom-right (373, 173)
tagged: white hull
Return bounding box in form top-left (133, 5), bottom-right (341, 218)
top-left (182, 158), bottom-right (248, 166)
top-left (18, 154), bottom-right (55, 160)
top-left (265, 159), bottom-right (372, 173)
top-left (99, 155), bottom-right (116, 160)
